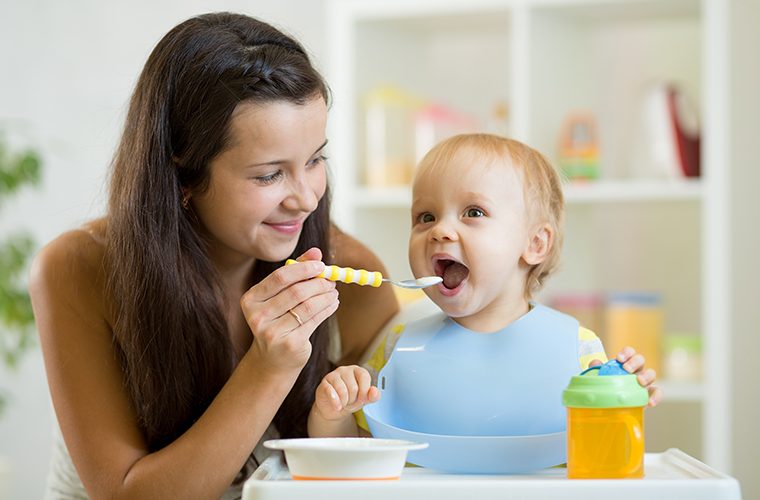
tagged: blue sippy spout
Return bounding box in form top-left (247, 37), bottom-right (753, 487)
top-left (579, 359), bottom-right (629, 376)
top-left (598, 359), bottom-right (628, 376)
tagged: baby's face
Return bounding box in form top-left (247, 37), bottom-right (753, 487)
top-left (409, 150), bottom-right (534, 329)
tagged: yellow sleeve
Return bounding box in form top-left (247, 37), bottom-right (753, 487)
top-left (578, 326), bottom-right (608, 370)
top-left (354, 324), bottom-right (405, 432)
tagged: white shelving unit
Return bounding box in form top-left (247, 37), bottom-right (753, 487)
top-left (327, 0), bottom-right (730, 471)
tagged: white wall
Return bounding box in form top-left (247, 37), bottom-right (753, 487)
top-left (0, 2), bottom-right (326, 498)
top-left (729, 1), bottom-right (760, 499)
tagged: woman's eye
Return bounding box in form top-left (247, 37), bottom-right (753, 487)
top-left (416, 212), bottom-right (435, 224)
top-left (307, 154), bottom-right (328, 168)
top-left (465, 207), bottom-right (485, 218)
top-left (253, 170), bottom-right (284, 185)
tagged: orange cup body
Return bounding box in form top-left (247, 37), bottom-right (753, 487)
top-left (566, 406), bottom-right (645, 479)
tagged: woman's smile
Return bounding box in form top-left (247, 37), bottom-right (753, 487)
top-left (264, 218), bottom-right (305, 235)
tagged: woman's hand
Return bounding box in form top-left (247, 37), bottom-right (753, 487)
top-left (240, 247), bottom-right (339, 373)
top-left (591, 346), bottom-right (663, 407)
top-left (313, 365), bottom-right (380, 421)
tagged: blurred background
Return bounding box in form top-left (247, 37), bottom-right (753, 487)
top-left (0, 0), bottom-right (757, 498)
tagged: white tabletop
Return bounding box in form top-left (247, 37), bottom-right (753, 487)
top-left (243, 448), bottom-right (742, 500)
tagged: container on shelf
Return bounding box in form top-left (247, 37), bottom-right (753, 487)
top-left (662, 334), bottom-right (702, 382)
top-left (558, 113), bottom-right (600, 181)
top-left (548, 292), bottom-right (605, 347)
top-left (629, 83), bottom-right (701, 180)
top-left (363, 86), bottom-right (424, 187)
top-left (413, 103), bottom-right (480, 165)
top-left (604, 292), bottom-right (663, 375)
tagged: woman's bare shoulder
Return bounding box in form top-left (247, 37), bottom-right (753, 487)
top-left (29, 218), bottom-right (110, 319)
top-left (32, 218), bottom-right (106, 274)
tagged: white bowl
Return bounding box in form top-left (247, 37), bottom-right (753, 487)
top-left (263, 438), bottom-right (428, 480)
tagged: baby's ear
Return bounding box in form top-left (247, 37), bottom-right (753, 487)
top-left (522, 223), bottom-right (553, 265)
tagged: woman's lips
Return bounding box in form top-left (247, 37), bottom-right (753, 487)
top-left (264, 219), bottom-right (303, 235)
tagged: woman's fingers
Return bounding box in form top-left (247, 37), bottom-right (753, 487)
top-left (243, 274), bottom-right (336, 330)
top-left (280, 288), bottom-right (339, 334)
top-left (295, 247), bottom-right (323, 263)
top-left (247, 259), bottom-right (326, 303)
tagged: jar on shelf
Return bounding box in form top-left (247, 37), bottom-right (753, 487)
top-left (413, 103), bottom-right (479, 165)
top-left (558, 112), bottom-right (600, 181)
top-left (549, 292), bottom-right (605, 345)
top-left (363, 85), bottom-right (423, 187)
top-left (604, 292), bottom-right (663, 375)
top-left (662, 334), bottom-right (702, 382)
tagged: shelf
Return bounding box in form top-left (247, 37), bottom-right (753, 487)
top-left (351, 187), bottom-right (411, 208)
top-left (563, 178), bottom-right (703, 203)
top-left (657, 380), bottom-right (704, 403)
top-left (329, 0), bottom-right (731, 472)
top-left (349, 178), bottom-right (703, 209)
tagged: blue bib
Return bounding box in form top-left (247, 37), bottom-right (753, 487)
top-left (364, 303), bottom-right (580, 473)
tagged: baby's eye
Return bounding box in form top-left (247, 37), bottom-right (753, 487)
top-left (253, 170), bottom-right (284, 185)
top-left (416, 212), bottom-right (435, 224)
top-left (464, 207), bottom-right (485, 218)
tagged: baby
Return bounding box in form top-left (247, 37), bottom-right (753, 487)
top-left (307, 134), bottom-right (661, 439)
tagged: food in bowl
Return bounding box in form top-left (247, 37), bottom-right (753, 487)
top-left (263, 438), bottom-right (428, 480)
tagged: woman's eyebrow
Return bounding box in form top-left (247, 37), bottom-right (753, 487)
top-left (247, 139), bottom-right (329, 168)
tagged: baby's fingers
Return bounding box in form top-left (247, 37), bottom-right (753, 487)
top-left (315, 380), bottom-right (343, 415)
top-left (647, 385), bottom-right (663, 407)
top-left (636, 368), bottom-right (657, 388)
top-left (348, 366), bottom-right (377, 410)
top-left (367, 385), bottom-right (380, 403)
top-left (616, 346), bottom-right (637, 363)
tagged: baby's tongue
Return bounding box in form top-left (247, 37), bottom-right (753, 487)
top-left (442, 262), bottom-right (469, 289)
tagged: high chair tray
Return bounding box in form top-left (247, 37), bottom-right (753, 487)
top-left (242, 448), bottom-right (741, 500)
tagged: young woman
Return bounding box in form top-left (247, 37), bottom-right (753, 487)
top-left (29, 12), bottom-right (398, 499)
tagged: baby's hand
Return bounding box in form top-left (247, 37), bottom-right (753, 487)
top-left (314, 365), bottom-right (380, 421)
top-left (591, 346), bottom-right (662, 407)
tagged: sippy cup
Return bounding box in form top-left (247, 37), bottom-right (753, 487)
top-left (562, 360), bottom-right (649, 479)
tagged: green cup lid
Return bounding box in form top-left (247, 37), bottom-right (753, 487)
top-left (562, 361), bottom-right (649, 409)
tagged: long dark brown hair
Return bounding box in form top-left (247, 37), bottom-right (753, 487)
top-left (106, 12), bottom-right (332, 454)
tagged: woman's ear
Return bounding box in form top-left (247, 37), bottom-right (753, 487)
top-left (522, 223), bottom-right (553, 265)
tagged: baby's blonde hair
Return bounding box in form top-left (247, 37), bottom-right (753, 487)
top-left (415, 133), bottom-right (565, 298)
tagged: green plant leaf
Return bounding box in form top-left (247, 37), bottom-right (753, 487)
top-left (0, 135), bottom-right (42, 394)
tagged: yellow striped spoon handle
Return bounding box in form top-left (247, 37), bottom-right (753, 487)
top-left (285, 259), bottom-right (383, 287)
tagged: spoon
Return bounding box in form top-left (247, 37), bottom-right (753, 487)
top-left (285, 259), bottom-right (442, 289)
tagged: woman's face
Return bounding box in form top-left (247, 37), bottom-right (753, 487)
top-left (191, 97), bottom-right (328, 269)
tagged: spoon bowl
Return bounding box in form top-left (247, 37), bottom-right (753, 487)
top-left (384, 276), bottom-right (442, 289)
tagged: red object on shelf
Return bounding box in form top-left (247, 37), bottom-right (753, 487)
top-left (667, 86), bottom-right (701, 177)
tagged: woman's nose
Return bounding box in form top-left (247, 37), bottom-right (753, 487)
top-left (282, 173), bottom-right (319, 213)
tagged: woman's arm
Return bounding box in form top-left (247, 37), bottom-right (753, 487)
top-left (30, 229), bottom-right (331, 499)
top-left (330, 225), bottom-right (400, 365)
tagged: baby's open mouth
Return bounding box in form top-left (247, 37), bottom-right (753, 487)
top-left (434, 258), bottom-right (470, 290)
